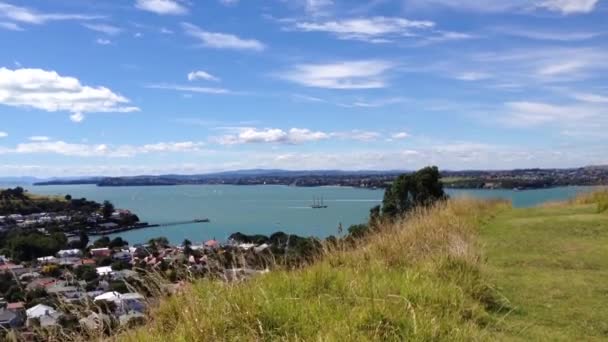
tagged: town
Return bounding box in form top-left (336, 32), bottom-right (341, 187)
top-left (32, 166), bottom-right (608, 190)
top-left (0, 187), bottom-right (321, 339)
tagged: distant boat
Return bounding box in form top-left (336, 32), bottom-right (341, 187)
top-left (194, 218), bottom-right (210, 223)
top-left (311, 196), bottom-right (328, 209)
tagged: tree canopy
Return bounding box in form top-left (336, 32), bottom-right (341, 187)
top-left (381, 166), bottom-right (447, 218)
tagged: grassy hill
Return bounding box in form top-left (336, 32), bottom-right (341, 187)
top-left (482, 190), bottom-right (608, 340)
top-left (117, 190), bottom-right (608, 341)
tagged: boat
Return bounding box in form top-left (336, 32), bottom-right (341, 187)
top-left (311, 196), bottom-right (328, 209)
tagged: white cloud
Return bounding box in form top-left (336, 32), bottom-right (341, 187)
top-left (305, 0), bottom-right (334, 16)
top-left (147, 83), bottom-right (231, 94)
top-left (182, 22), bottom-right (265, 51)
top-left (494, 26), bottom-right (601, 41)
top-left (292, 16), bottom-right (434, 43)
top-left (0, 21), bottom-right (22, 30)
top-left (331, 130), bottom-right (381, 142)
top-left (187, 70), bottom-right (220, 82)
top-left (453, 71), bottom-right (491, 81)
top-left (28, 136), bottom-right (50, 141)
top-left (0, 1), bottom-right (101, 25)
top-left (0, 140), bottom-right (205, 157)
top-left (220, 0), bottom-right (239, 6)
top-left (537, 0), bottom-right (599, 14)
top-left (392, 132), bottom-right (410, 139)
top-left (340, 97), bottom-right (407, 108)
top-left (0, 131), bottom-right (7, 138)
top-left (537, 61), bottom-right (586, 76)
top-left (407, 0), bottom-right (599, 14)
top-left (502, 101), bottom-right (600, 126)
top-left (279, 60), bottom-right (394, 89)
top-left (135, 0), bottom-right (188, 15)
top-left (83, 23), bottom-right (122, 35)
top-left (571, 92), bottom-right (608, 103)
top-left (0, 67), bottom-right (139, 122)
top-left (96, 38), bottom-right (112, 45)
top-left (215, 127), bottom-right (329, 145)
top-left (160, 27), bottom-right (173, 34)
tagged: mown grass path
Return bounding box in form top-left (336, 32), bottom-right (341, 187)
top-left (482, 203), bottom-right (608, 341)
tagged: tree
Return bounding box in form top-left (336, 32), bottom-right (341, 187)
top-left (79, 230), bottom-right (89, 250)
top-left (102, 200), bottom-right (115, 219)
top-left (381, 166), bottom-right (446, 218)
top-left (348, 224), bottom-right (370, 239)
top-left (93, 237), bottom-right (111, 248)
top-left (109, 237), bottom-right (128, 249)
top-left (182, 239), bottom-right (193, 255)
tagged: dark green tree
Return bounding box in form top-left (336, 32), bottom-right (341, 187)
top-left (102, 200), bottom-right (115, 219)
top-left (381, 166), bottom-right (446, 218)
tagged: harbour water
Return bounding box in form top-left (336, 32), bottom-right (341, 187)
top-left (9, 184), bottom-right (599, 244)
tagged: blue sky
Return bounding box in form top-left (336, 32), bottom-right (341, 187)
top-left (0, 0), bottom-right (607, 177)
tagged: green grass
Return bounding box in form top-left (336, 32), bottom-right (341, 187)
top-left (120, 199), bottom-right (509, 342)
top-left (116, 191), bottom-right (608, 342)
top-left (481, 201), bottom-right (608, 341)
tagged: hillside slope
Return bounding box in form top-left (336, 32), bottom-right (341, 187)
top-left (120, 199), bottom-right (509, 341)
top-left (482, 192), bottom-right (608, 340)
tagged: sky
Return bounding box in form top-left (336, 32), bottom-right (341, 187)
top-left (0, 0), bottom-right (607, 177)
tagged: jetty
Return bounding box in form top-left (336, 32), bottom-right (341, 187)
top-left (90, 218), bottom-right (210, 236)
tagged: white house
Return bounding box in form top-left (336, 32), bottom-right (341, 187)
top-left (57, 249), bottom-right (82, 258)
top-left (26, 304), bottom-right (56, 319)
top-left (96, 266), bottom-right (114, 277)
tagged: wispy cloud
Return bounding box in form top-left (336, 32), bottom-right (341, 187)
top-left (134, 0), bottom-right (188, 15)
top-left (146, 83), bottom-right (232, 94)
top-left (279, 60), bottom-right (395, 89)
top-left (407, 0), bottom-right (599, 14)
top-left (0, 131), bottom-right (7, 138)
top-left (291, 16), bottom-right (434, 43)
top-left (214, 127), bottom-right (330, 145)
top-left (83, 23), bottom-right (123, 35)
top-left (493, 26), bottom-right (602, 41)
top-left (0, 1), bottom-right (102, 25)
top-left (95, 38), bottom-right (112, 45)
top-left (182, 22), bottom-right (265, 51)
top-left (0, 140), bottom-right (206, 157)
top-left (28, 136), bottom-right (50, 142)
top-left (0, 67), bottom-right (139, 122)
top-left (187, 70), bottom-right (220, 82)
top-left (537, 0), bottom-right (599, 14)
top-left (0, 21), bottom-right (22, 30)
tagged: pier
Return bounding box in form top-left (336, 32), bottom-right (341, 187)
top-left (90, 218), bottom-right (210, 236)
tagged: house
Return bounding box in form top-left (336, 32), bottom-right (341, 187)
top-left (26, 277), bottom-right (57, 291)
top-left (112, 251), bottom-right (132, 261)
top-left (0, 299), bottom-right (24, 328)
top-left (204, 239), bottom-right (219, 249)
top-left (37, 256), bottom-right (58, 264)
top-left (26, 304), bottom-right (62, 328)
top-left (90, 247), bottom-right (111, 258)
top-left (94, 291), bottom-right (122, 302)
top-left (57, 249), bottom-right (82, 258)
top-left (94, 292), bottom-right (146, 314)
top-left (79, 258), bottom-right (97, 266)
top-left (96, 266), bottom-right (114, 276)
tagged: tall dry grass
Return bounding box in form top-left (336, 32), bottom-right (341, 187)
top-left (570, 188), bottom-right (608, 213)
top-left (119, 197), bottom-right (511, 341)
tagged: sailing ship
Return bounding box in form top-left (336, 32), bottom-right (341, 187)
top-left (311, 196), bottom-right (328, 209)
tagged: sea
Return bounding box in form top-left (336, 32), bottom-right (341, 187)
top-left (4, 184), bottom-right (599, 245)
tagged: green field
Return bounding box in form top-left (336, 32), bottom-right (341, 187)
top-left (482, 200), bottom-right (608, 340)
